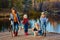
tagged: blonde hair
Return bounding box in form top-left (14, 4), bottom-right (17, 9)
top-left (34, 22), bottom-right (40, 30)
top-left (40, 12), bottom-right (46, 18)
top-left (41, 12), bottom-right (45, 15)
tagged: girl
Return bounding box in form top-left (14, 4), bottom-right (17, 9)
top-left (9, 7), bottom-right (20, 37)
top-left (40, 12), bottom-right (48, 36)
top-left (22, 14), bottom-right (29, 35)
top-left (33, 22), bottom-right (40, 36)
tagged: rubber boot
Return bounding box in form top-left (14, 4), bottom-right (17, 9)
top-left (15, 32), bottom-right (18, 36)
top-left (25, 32), bottom-right (28, 36)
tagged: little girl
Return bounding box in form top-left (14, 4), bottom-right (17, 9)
top-left (40, 12), bottom-right (48, 36)
top-left (22, 14), bottom-right (29, 35)
top-left (33, 22), bottom-right (40, 36)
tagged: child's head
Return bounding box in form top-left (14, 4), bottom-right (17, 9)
top-left (23, 14), bottom-right (28, 19)
top-left (34, 22), bottom-right (39, 29)
top-left (41, 12), bottom-right (46, 18)
top-left (11, 7), bottom-right (17, 14)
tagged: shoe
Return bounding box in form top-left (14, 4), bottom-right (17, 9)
top-left (25, 32), bottom-right (28, 36)
top-left (15, 32), bottom-right (18, 36)
top-left (42, 32), bottom-right (46, 37)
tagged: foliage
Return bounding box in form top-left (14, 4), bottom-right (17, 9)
top-left (12, 0), bottom-right (42, 19)
top-left (36, 0), bottom-right (45, 3)
top-left (13, 0), bottom-right (24, 12)
top-left (0, 1), bottom-right (2, 8)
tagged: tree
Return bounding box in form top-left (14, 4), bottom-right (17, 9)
top-left (23, 0), bottom-right (32, 13)
top-left (12, 0), bottom-right (24, 12)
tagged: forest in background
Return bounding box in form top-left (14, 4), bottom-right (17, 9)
top-left (0, 0), bottom-right (60, 31)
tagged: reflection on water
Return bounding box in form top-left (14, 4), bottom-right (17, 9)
top-left (46, 22), bottom-right (60, 33)
top-left (0, 17), bottom-right (60, 33)
top-left (0, 19), bottom-right (10, 32)
top-left (50, 21), bottom-right (58, 27)
top-left (46, 15), bottom-right (60, 33)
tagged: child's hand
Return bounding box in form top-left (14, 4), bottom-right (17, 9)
top-left (21, 21), bottom-right (23, 23)
top-left (18, 21), bottom-right (20, 24)
top-left (19, 27), bottom-right (22, 31)
top-left (9, 18), bottom-right (11, 20)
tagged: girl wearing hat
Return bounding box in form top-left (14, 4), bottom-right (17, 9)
top-left (22, 14), bottom-right (29, 35)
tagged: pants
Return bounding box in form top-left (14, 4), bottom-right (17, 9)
top-left (11, 24), bottom-right (14, 32)
top-left (38, 30), bottom-right (43, 35)
top-left (13, 22), bottom-right (19, 32)
top-left (24, 23), bottom-right (28, 33)
top-left (40, 22), bottom-right (46, 33)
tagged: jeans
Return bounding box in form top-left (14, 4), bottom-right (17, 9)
top-left (12, 22), bottom-right (19, 32)
top-left (40, 22), bottom-right (46, 33)
top-left (24, 23), bottom-right (28, 33)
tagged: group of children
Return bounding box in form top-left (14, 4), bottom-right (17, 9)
top-left (9, 7), bottom-right (48, 37)
top-left (32, 12), bottom-right (48, 36)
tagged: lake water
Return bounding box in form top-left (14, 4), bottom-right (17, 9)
top-left (29, 20), bottom-right (60, 33)
top-left (0, 20), bottom-right (60, 33)
top-left (46, 22), bottom-right (60, 33)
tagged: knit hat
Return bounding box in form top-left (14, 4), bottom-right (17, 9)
top-left (23, 14), bottom-right (28, 18)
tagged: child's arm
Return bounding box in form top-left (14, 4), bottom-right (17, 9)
top-left (32, 27), bottom-right (34, 31)
top-left (9, 14), bottom-right (13, 21)
top-left (22, 20), bottom-right (25, 24)
top-left (22, 21), bottom-right (26, 25)
top-left (46, 18), bottom-right (48, 22)
top-left (46, 18), bottom-right (49, 25)
top-left (38, 27), bottom-right (40, 31)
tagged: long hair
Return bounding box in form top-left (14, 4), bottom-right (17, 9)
top-left (11, 7), bottom-right (17, 14)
